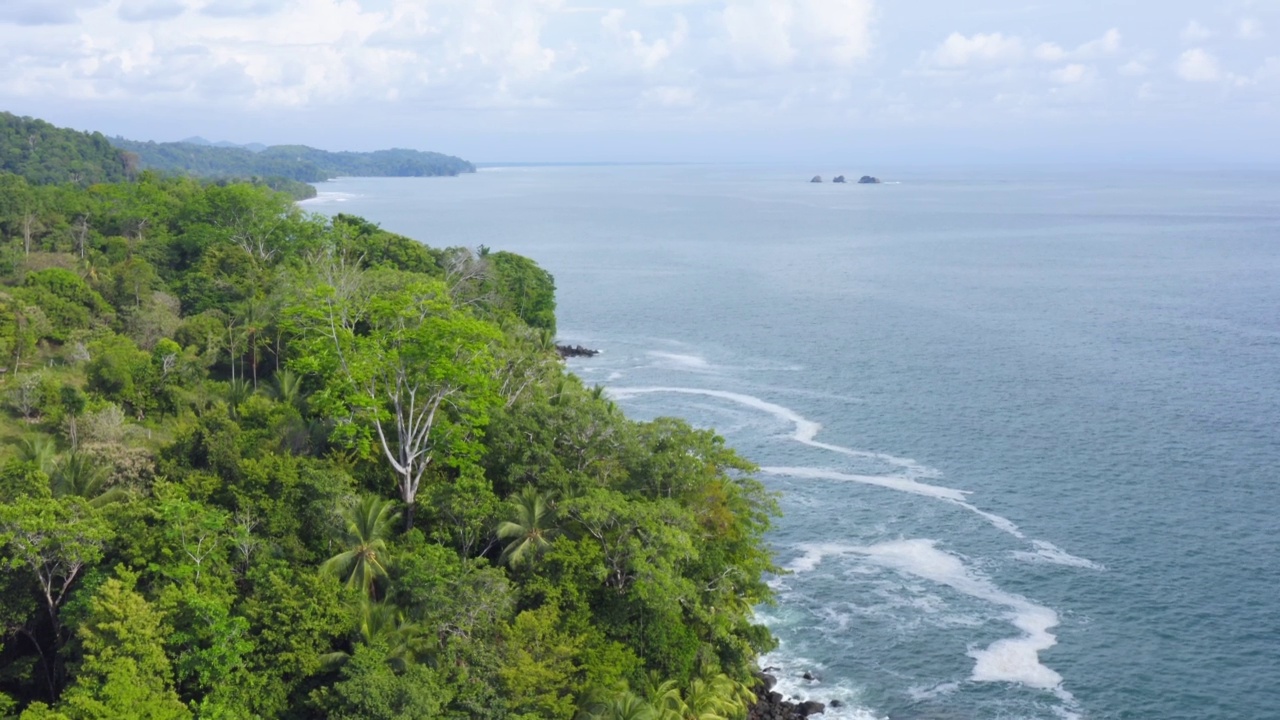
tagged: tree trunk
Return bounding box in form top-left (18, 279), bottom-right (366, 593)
top-left (403, 500), bottom-right (416, 532)
top-left (21, 213), bottom-right (34, 255)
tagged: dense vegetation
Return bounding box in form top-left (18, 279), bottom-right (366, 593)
top-left (0, 169), bottom-right (778, 719)
top-left (0, 114), bottom-right (132, 186)
top-left (111, 138), bottom-right (476, 183)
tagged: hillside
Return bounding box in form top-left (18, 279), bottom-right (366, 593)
top-left (0, 173), bottom-right (776, 720)
top-left (0, 112), bottom-right (132, 186)
top-left (112, 137), bottom-right (475, 182)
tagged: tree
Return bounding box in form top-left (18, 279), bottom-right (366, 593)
top-left (582, 692), bottom-right (657, 720)
top-left (321, 495), bottom-right (400, 597)
top-left (322, 599), bottom-right (426, 673)
top-left (497, 486), bottom-right (559, 568)
top-left (0, 497), bottom-right (112, 698)
top-left (309, 642), bottom-right (452, 720)
top-left (51, 453), bottom-right (127, 508)
top-left (55, 572), bottom-right (190, 720)
top-left (289, 273), bottom-right (500, 530)
top-left (16, 435), bottom-right (58, 477)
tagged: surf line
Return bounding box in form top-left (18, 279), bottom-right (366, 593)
top-left (606, 386), bottom-right (1101, 571)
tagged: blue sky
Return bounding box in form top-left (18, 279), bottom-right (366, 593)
top-left (1, 0), bottom-right (1277, 163)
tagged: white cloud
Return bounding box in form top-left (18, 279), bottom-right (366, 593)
top-left (603, 9), bottom-right (689, 70)
top-left (721, 0), bottom-right (874, 70)
top-left (1118, 60), bottom-right (1147, 76)
top-left (1050, 63), bottom-right (1092, 84)
top-left (722, 1), bottom-right (798, 68)
top-left (1181, 20), bottom-right (1212, 42)
top-left (641, 84), bottom-right (696, 106)
top-left (1033, 42), bottom-right (1065, 62)
top-left (927, 32), bottom-right (1024, 67)
top-left (1176, 47), bottom-right (1220, 82)
top-left (1238, 18), bottom-right (1263, 40)
top-left (1075, 28), bottom-right (1121, 57)
top-left (1033, 28), bottom-right (1120, 63)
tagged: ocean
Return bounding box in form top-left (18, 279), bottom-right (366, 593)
top-left (304, 165), bottom-right (1280, 720)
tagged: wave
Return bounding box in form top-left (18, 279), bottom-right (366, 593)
top-left (753, 644), bottom-right (887, 720)
top-left (607, 385), bottom-right (1099, 570)
top-left (298, 191), bottom-right (359, 205)
top-left (788, 539), bottom-right (1081, 716)
top-left (645, 351), bottom-right (713, 371)
top-left (608, 386), bottom-right (931, 476)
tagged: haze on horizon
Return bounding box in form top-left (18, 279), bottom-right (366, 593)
top-left (2, 0), bottom-right (1277, 165)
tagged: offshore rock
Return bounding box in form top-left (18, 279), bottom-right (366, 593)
top-left (832, 175), bottom-right (847, 183)
top-left (858, 175), bottom-right (881, 184)
top-left (810, 175), bottom-right (823, 183)
top-left (555, 344), bottom-right (599, 358)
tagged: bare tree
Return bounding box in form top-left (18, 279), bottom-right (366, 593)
top-left (20, 212), bottom-right (38, 255)
top-left (73, 215), bottom-right (90, 259)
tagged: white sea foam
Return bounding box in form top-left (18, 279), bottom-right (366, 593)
top-left (1013, 540), bottom-right (1106, 570)
top-left (608, 385), bottom-right (1091, 716)
top-left (605, 371), bottom-right (623, 381)
top-left (607, 386), bottom-right (1100, 569)
top-left (645, 351), bottom-right (712, 370)
top-left (756, 648), bottom-right (887, 720)
top-left (608, 386), bottom-right (930, 476)
top-left (762, 466), bottom-right (969, 503)
top-left (792, 540), bottom-right (1078, 704)
top-left (298, 191), bottom-right (359, 205)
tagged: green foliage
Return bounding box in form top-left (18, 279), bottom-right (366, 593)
top-left (0, 142), bottom-right (777, 720)
top-left (498, 486), bottom-right (560, 567)
top-left (0, 114), bottom-right (129, 186)
top-left (54, 571), bottom-right (190, 720)
top-left (490, 251), bottom-right (557, 333)
top-left (321, 495), bottom-right (401, 597)
top-left (309, 641), bottom-right (452, 720)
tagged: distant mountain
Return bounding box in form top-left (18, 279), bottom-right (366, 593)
top-left (0, 111), bottom-right (132, 185)
top-left (112, 137), bottom-right (475, 182)
top-left (0, 111), bottom-right (475, 193)
top-left (181, 136), bottom-right (268, 153)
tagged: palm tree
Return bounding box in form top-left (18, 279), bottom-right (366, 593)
top-left (271, 368), bottom-right (305, 410)
top-left (321, 495), bottom-right (401, 597)
top-left (321, 598), bottom-right (426, 672)
top-left (639, 672), bottom-right (684, 720)
top-left (497, 486), bottom-right (559, 568)
top-left (674, 675), bottom-right (747, 720)
top-left (582, 692), bottom-right (657, 720)
top-left (225, 378), bottom-right (252, 418)
top-left (52, 453), bottom-right (127, 508)
top-left (17, 435), bottom-right (58, 476)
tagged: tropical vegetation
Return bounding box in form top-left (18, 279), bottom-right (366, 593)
top-left (0, 120), bottom-right (777, 719)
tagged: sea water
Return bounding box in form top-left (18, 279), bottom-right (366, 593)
top-left (305, 165), bottom-right (1280, 720)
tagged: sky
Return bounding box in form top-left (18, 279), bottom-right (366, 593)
top-left (1, 0), bottom-right (1278, 164)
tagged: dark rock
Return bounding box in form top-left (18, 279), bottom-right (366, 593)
top-left (857, 175), bottom-right (881, 184)
top-left (830, 699), bottom-right (843, 708)
top-left (810, 175), bottom-right (823, 183)
top-left (755, 672), bottom-right (778, 692)
top-left (802, 671), bottom-right (819, 681)
top-left (832, 175), bottom-right (847, 183)
top-left (555, 344), bottom-right (599, 359)
top-left (799, 700), bottom-right (826, 716)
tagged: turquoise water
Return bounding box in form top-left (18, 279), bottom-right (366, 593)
top-left (306, 166), bottom-right (1280, 720)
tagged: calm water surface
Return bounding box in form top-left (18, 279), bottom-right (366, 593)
top-left (306, 165), bottom-right (1280, 720)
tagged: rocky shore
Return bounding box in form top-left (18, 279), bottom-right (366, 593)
top-left (555, 343), bottom-right (600, 358)
top-left (750, 672), bottom-right (828, 719)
